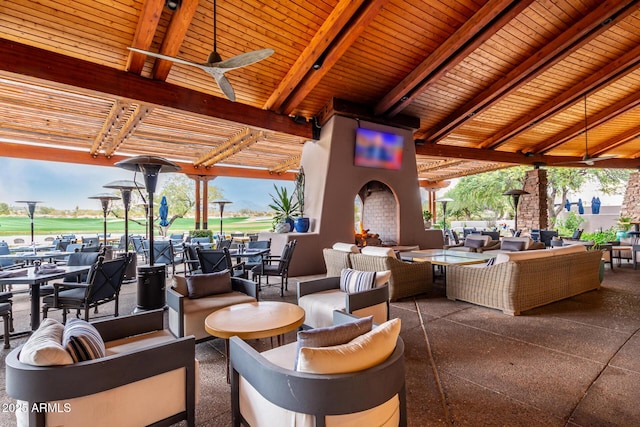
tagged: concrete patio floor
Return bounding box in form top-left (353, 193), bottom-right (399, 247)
top-left (0, 261), bottom-right (638, 426)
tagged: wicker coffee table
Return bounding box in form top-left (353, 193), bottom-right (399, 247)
top-left (205, 301), bottom-right (305, 380)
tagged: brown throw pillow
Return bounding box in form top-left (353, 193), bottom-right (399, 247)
top-left (501, 240), bottom-right (526, 252)
top-left (186, 270), bottom-right (232, 299)
top-left (464, 238), bottom-right (484, 249)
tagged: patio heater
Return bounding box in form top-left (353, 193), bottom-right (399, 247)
top-left (103, 180), bottom-right (143, 282)
top-left (436, 197), bottom-right (454, 235)
top-left (15, 200), bottom-right (42, 250)
top-left (88, 193), bottom-right (120, 246)
top-left (115, 156), bottom-right (181, 312)
top-left (211, 199), bottom-right (232, 241)
top-left (503, 189), bottom-right (529, 232)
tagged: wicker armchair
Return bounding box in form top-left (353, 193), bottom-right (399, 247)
top-left (350, 253), bottom-right (432, 301)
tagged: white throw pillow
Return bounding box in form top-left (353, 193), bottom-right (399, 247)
top-left (375, 270), bottom-right (392, 287)
top-left (19, 318), bottom-right (73, 366)
top-left (332, 243), bottom-right (360, 253)
top-left (297, 318), bottom-right (401, 374)
top-left (361, 246), bottom-right (395, 257)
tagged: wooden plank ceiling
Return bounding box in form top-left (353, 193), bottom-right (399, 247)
top-left (1, 0), bottom-right (640, 184)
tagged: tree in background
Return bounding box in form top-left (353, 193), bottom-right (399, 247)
top-left (441, 166), bottom-right (629, 225)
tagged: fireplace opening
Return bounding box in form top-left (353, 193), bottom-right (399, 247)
top-left (354, 180), bottom-right (398, 246)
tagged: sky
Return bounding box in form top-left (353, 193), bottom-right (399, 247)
top-left (0, 157), bottom-right (294, 212)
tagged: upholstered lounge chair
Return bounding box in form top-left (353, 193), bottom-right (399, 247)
top-left (5, 310), bottom-right (197, 427)
top-left (167, 273), bottom-right (258, 341)
top-left (297, 275), bottom-right (390, 329)
top-left (229, 312), bottom-right (407, 427)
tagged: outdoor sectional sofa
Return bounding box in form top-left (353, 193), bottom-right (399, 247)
top-left (446, 244), bottom-right (602, 315)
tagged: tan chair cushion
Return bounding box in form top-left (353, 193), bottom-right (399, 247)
top-left (297, 318), bottom-right (401, 374)
top-left (298, 289), bottom-right (346, 329)
top-left (549, 244), bottom-right (586, 256)
top-left (105, 330), bottom-right (176, 356)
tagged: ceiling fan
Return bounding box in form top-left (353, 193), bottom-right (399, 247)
top-left (558, 95), bottom-right (615, 166)
top-left (128, 0), bottom-right (274, 102)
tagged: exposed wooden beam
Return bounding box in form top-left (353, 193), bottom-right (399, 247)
top-left (269, 155), bottom-right (301, 174)
top-left (376, 0), bottom-right (531, 117)
top-left (417, 159), bottom-right (467, 173)
top-left (153, 0), bottom-right (199, 81)
top-left (414, 142), bottom-right (640, 169)
top-left (127, 0), bottom-right (166, 74)
top-left (317, 98), bottom-right (420, 130)
top-left (202, 131), bottom-right (263, 167)
top-left (422, 0), bottom-right (639, 143)
top-left (194, 127), bottom-right (251, 166)
top-left (534, 92), bottom-right (640, 154)
top-left (279, 0), bottom-right (391, 115)
top-left (590, 123), bottom-right (640, 157)
top-left (0, 39), bottom-right (314, 140)
top-left (483, 43), bottom-right (640, 151)
top-left (105, 105), bottom-right (153, 157)
top-left (0, 141), bottom-right (295, 180)
top-left (264, 0), bottom-right (366, 113)
top-left (90, 101), bottom-right (124, 156)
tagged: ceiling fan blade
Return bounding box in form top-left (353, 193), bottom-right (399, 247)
top-left (212, 49), bottom-right (275, 70)
top-left (213, 73), bottom-right (236, 102)
top-left (128, 47), bottom-right (206, 69)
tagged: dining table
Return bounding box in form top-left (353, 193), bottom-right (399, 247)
top-left (0, 250), bottom-right (75, 265)
top-left (0, 265), bottom-right (91, 331)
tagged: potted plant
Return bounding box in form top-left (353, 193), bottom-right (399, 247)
top-left (293, 167), bottom-right (310, 232)
top-left (422, 210), bottom-right (432, 229)
top-left (617, 216), bottom-right (632, 240)
top-left (269, 184), bottom-right (299, 233)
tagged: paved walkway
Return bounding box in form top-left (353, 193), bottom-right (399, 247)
top-left (0, 263), bottom-right (639, 426)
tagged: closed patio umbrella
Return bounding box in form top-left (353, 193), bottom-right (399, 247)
top-left (159, 196), bottom-right (170, 237)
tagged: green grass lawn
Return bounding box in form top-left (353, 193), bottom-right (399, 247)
top-left (0, 215), bottom-right (273, 237)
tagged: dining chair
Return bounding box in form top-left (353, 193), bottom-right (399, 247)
top-left (182, 243), bottom-right (202, 275)
top-left (251, 240), bottom-right (297, 297)
top-left (196, 247), bottom-right (247, 279)
top-left (244, 239), bottom-right (271, 272)
top-left (142, 240), bottom-right (182, 274)
top-left (42, 255), bottom-right (128, 323)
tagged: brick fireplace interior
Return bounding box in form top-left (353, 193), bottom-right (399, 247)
top-left (355, 180), bottom-right (398, 246)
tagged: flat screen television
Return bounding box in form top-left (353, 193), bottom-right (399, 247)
top-left (354, 128), bottom-right (404, 170)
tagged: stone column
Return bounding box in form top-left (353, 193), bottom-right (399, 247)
top-left (519, 168), bottom-right (548, 231)
top-left (620, 171), bottom-right (640, 222)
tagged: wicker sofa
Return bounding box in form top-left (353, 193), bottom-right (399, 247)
top-left (446, 245), bottom-right (602, 315)
top-left (323, 245), bottom-right (432, 301)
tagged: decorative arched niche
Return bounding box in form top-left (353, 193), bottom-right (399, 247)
top-left (354, 180), bottom-right (398, 246)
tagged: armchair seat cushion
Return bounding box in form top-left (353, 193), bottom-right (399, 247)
top-left (298, 289), bottom-right (387, 329)
top-left (105, 329), bottom-right (176, 355)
